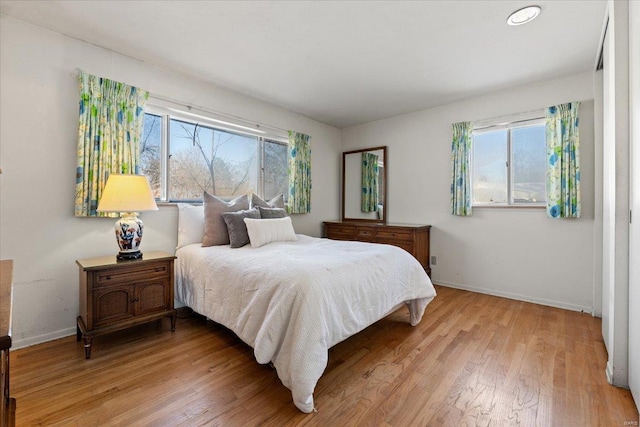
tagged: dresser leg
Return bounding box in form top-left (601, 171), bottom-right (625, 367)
top-left (170, 311), bottom-right (177, 332)
top-left (83, 337), bottom-right (92, 359)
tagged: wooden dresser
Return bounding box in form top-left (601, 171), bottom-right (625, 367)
top-left (323, 221), bottom-right (431, 276)
top-left (76, 251), bottom-right (177, 359)
top-left (1, 260), bottom-right (15, 427)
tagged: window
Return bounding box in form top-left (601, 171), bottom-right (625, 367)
top-left (472, 118), bottom-right (546, 206)
top-left (140, 107), bottom-right (288, 203)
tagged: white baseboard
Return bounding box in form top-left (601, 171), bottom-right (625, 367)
top-left (12, 327), bottom-right (76, 350)
top-left (9, 290), bottom-right (592, 349)
top-left (13, 299), bottom-right (185, 349)
top-left (434, 279), bottom-right (594, 314)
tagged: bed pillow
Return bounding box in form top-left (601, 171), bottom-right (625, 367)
top-left (222, 208), bottom-right (261, 248)
top-left (244, 217), bottom-right (297, 248)
top-left (202, 192), bottom-right (250, 247)
top-left (251, 193), bottom-right (286, 210)
top-left (176, 203), bottom-right (204, 249)
top-left (257, 206), bottom-right (288, 219)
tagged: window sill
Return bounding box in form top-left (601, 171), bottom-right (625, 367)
top-left (472, 204), bottom-right (546, 209)
top-left (156, 201), bottom-right (202, 207)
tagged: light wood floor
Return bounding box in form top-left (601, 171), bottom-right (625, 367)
top-left (11, 286), bottom-right (639, 426)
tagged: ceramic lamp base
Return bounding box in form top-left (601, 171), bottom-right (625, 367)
top-left (114, 212), bottom-right (145, 260)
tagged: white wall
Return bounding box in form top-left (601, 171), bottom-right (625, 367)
top-left (0, 16), bottom-right (341, 348)
top-left (342, 72), bottom-right (597, 313)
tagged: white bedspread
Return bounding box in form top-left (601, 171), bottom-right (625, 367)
top-left (175, 235), bottom-right (436, 412)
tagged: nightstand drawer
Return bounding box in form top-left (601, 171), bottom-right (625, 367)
top-left (376, 229), bottom-right (412, 241)
top-left (94, 262), bottom-right (170, 286)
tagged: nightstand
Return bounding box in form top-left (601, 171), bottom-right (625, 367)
top-left (76, 251), bottom-right (177, 359)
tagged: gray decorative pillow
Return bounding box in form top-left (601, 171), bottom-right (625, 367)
top-left (202, 192), bottom-right (250, 247)
top-left (257, 206), bottom-right (287, 219)
top-left (251, 193), bottom-right (285, 210)
top-left (222, 208), bottom-right (261, 248)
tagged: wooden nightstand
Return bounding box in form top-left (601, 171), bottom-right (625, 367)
top-left (76, 251), bottom-right (177, 359)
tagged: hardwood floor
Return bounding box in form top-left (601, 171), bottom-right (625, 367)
top-left (11, 286), bottom-right (639, 426)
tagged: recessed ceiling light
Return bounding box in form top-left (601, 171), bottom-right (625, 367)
top-left (507, 5), bottom-right (541, 26)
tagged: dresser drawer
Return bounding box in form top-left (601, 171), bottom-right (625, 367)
top-left (355, 227), bottom-right (376, 239)
top-left (385, 241), bottom-right (414, 254)
top-left (325, 224), bottom-right (356, 239)
top-left (376, 229), bottom-right (413, 241)
top-left (94, 262), bottom-right (170, 287)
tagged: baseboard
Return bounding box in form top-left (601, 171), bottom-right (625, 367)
top-left (10, 288), bottom-right (592, 349)
top-left (12, 327), bottom-right (76, 350)
top-left (434, 279), bottom-right (594, 314)
top-left (13, 299), bottom-right (186, 349)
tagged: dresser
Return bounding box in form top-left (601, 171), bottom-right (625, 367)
top-left (1, 260), bottom-right (15, 427)
top-left (323, 221), bottom-right (431, 276)
top-left (76, 251), bottom-right (177, 359)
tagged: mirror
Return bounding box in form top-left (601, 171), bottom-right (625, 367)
top-left (342, 146), bottom-right (387, 223)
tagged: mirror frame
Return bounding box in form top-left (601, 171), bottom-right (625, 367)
top-left (342, 145), bottom-right (387, 223)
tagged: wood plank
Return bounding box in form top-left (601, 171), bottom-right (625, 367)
top-left (10, 286), bottom-right (639, 425)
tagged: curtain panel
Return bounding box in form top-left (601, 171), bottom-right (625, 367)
top-left (75, 71), bottom-right (149, 217)
top-left (546, 102), bottom-right (581, 218)
top-left (361, 152), bottom-right (379, 212)
top-left (450, 121), bottom-right (473, 216)
top-left (287, 131), bottom-right (311, 214)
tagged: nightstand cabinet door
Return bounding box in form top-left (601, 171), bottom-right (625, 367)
top-left (93, 285), bottom-right (135, 327)
top-left (136, 281), bottom-right (170, 316)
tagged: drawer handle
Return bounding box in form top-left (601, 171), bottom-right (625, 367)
top-left (130, 297), bottom-right (139, 303)
top-left (106, 276), bottom-right (111, 280)
top-left (155, 268), bottom-right (160, 272)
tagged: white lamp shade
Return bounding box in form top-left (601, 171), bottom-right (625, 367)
top-left (97, 174), bottom-right (158, 213)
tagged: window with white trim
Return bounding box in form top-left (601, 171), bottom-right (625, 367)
top-left (472, 118), bottom-right (546, 206)
top-left (140, 106), bottom-right (288, 203)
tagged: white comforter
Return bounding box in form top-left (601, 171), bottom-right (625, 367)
top-left (175, 235), bottom-right (436, 412)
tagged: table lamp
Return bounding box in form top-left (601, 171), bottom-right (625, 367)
top-left (97, 174), bottom-right (158, 260)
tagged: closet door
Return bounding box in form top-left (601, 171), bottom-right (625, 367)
top-left (628, 0), bottom-right (639, 410)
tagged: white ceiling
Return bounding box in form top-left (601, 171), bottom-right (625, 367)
top-left (0, 0), bottom-right (607, 128)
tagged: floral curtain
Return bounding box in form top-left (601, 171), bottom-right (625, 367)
top-left (361, 152), bottom-right (379, 212)
top-left (451, 121), bottom-right (473, 216)
top-left (546, 102), bottom-right (581, 218)
top-left (75, 71), bottom-right (148, 217)
top-left (287, 131), bottom-right (311, 214)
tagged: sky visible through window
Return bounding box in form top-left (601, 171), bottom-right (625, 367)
top-left (473, 124), bottom-right (545, 205)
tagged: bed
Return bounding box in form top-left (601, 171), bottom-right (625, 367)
top-left (175, 233), bottom-right (436, 413)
